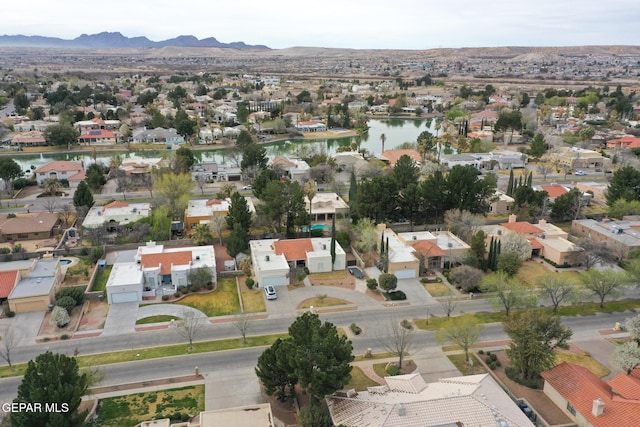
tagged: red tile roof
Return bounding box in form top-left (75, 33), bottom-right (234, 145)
top-left (103, 201), bottom-right (129, 211)
top-left (206, 199), bottom-right (223, 206)
top-left (412, 240), bottom-right (447, 257)
top-left (78, 129), bottom-right (116, 139)
top-left (68, 171), bottom-right (86, 182)
top-left (34, 161), bottom-right (83, 173)
top-left (274, 239), bottom-right (313, 261)
top-left (500, 222), bottom-right (544, 235)
top-left (528, 238), bottom-right (544, 249)
top-left (0, 270), bottom-right (18, 298)
top-left (141, 252), bottom-right (192, 275)
top-left (381, 149), bottom-right (422, 166)
top-left (542, 362), bottom-right (640, 427)
top-left (540, 184), bottom-right (569, 199)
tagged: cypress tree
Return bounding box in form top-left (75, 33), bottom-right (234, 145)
top-left (330, 216), bottom-right (336, 264)
top-left (527, 171), bottom-right (533, 187)
top-left (507, 169), bottom-right (514, 196)
top-left (488, 237), bottom-right (495, 271)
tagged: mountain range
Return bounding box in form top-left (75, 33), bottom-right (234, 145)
top-left (0, 32), bottom-right (269, 49)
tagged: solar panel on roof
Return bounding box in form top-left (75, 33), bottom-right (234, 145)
top-left (89, 130), bottom-right (101, 135)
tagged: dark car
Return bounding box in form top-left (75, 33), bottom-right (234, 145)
top-left (348, 267), bottom-right (365, 279)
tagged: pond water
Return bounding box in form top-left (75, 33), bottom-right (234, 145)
top-left (11, 118), bottom-right (437, 172)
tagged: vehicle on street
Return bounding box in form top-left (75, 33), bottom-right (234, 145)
top-left (242, 185), bottom-right (253, 190)
top-left (348, 267), bottom-right (365, 279)
top-left (263, 285), bottom-right (277, 300)
top-left (575, 170), bottom-right (587, 176)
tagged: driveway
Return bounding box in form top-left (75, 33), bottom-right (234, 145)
top-left (204, 366), bottom-right (264, 410)
top-left (263, 285), bottom-right (296, 317)
top-left (396, 278), bottom-right (434, 305)
top-left (137, 304), bottom-right (207, 320)
top-left (6, 311), bottom-right (44, 345)
top-left (102, 302), bottom-right (138, 336)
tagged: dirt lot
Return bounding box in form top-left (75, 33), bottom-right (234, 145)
top-left (38, 300), bottom-right (109, 339)
top-left (77, 300), bottom-right (109, 331)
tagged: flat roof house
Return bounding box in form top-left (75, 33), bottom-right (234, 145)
top-left (306, 192), bottom-right (350, 222)
top-left (82, 201), bottom-right (151, 230)
top-left (571, 218), bottom-right (640, 259)
top-left (184, 197), bottom-right (255, 231)
top-left (4, 259), bottom-right (63, 313)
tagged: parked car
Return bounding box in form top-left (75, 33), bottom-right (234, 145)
top-left (263, 285), bottom-right (277, 300)
top-left (575, 170), bottom-right (587, 176)
top-left (348, 267), bottom-right (365, 279)
top-left (242, 185), bottom-right (253, 190)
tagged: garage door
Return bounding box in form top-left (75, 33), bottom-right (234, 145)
top-left (12, 299), bottom-right (48, 313)
top-left (394, 269), bottom-right (417, 279)
top-left (111, 292), bottom-right (138, 304)
top-left (262, 276), bottom-right (287, 287)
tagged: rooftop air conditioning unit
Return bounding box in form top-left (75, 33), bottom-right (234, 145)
top-left (265, 255), bottom-right (270, 261)
top-left (412, 236), bottom-right (417, 240)
top-left (196, 255), bottom-right (200, 260)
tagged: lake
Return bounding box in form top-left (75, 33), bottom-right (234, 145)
top-left (11, 118), bottom-right (436, 172)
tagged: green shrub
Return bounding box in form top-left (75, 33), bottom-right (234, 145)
top-left (61, 334), bottom-right (70, 340)
top-left (350, 323), bottom-right (362, 335)
top-left (6, 310), bottom-right (15, 318)
top-left (56, 287), bottom-right (85, 306)
top-left (13, 177), bottom-right (37, 190)
top-left (50, 306), bottom-right (69, 328)
top-left (387, 290), bottom-right (407, 301)
top-left (56, 296), bottom-right (76, 314)
top-left (489, 362), bottom-right (496, 370)
top-left (490, 354), bottom-right (498, 362)
top-left (495, 361), bottom-right (502, 367)
top-left (401, 319), bottom-right (412, 329)
top-left (246, 278), bottom-right (255, 289)
top-left (162, 295), bottom-right (170, 301)
top-left (89, 247), bottom-right (104, 264)
top-left (386, 365), bottom-right (401, 376)
top-left (189, 285), bottom-right (199, 293)
top-left (0, 248), bottom-right (9, 254)
top-left (174, 292), bottom-right (181, 298)
top-left (206, 284), bottom-right (213, 290)
top-left (420, 277), bottom-right (429, 283)
top-left (303, 267), bottom-right (310, 275)
top-left (478, 349), bottom-right (484, 355)
top-left (366, 278), bottom-right (378, 291)
top-left (310, 229), bottom-right (324, 237)
top-left (504, 366), bottom-right (541, 389)
top-left (485, 356), bottom-right (493, 364)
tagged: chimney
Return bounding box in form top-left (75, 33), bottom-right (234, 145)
top-left (592, 398), bottom-right (605, 417)
top-left (539, 219), bottom-right (547, 226)
top-left (508, 214), bottom-right (517, 223)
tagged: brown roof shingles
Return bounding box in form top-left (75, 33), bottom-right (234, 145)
top-left (0, 213), bottom-right (59, 235)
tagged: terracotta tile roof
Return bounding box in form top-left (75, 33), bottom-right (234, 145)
top-left (542, 362), bottom-right (640, 427)
top-left (141, 251), bottom-right (192, 275)
top-left (609, 374), bottom-right (640, 400)
top-left (206, 199), bottom-right (223, 206)
top-left (381, 149), bottom-right (422, 166)
top-left (68, 171), bottom-right (86, 182)
top-left (528, 238), bottom-right (544, 249)
top-left (103, 201), bottom-right (129, 211)
top-left (500, 222), bottom-right (544, 235)
top-left (412, 240), bottom-right (447, 257)
top-left (274, 239), bottom-right (313, 261)
top-left (541, 184), bottom-right (569, 199)
top-left (78, 129), bottom-right (116, 139)
top-left (34, 161), bottom-right (83, 173)
top-left (0, 270), bottom-right (18, 298)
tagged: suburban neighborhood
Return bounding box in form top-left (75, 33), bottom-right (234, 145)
top-left (2, 33), bottom-right (640, 427)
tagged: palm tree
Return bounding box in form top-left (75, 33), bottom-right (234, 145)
top-left (41, 178), bottom-right (62, 197)
top-left (303, 181), bottom-right (317, 236)
top-left (380, 133), bottom-right (386, 154)
top-left (192, 224), bottom-right (212, 246)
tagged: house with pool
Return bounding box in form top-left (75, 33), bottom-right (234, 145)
top-left (106, 242), bottom-right (216, 304)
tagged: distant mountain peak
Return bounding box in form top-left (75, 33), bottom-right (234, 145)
top-left (0, 33), bottom-right (269, 50)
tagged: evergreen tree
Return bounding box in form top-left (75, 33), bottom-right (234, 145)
top-left (330, 216), bottom-right (336, 264)
top-left (73, 181), bottom-right (94, 208)
top-left (255, 338), bottom-right (297, 402)
top-left (12, 352), bottom-right (88, 427)
top-left (507, 169), bottom-right (514, 196)
top-left (348, 171), bottom-right (358, 213)
top-left (226, 222), bottom-right (248, 258)
top-left (226, 192), bottom-right (252, 233)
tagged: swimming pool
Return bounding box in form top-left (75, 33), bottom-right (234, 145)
top-left (59, 259), bottom-right (72, 265)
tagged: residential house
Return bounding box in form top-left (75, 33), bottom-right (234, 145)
top-left (82, 201), bottom-right (151, 230)
top-left (34, 161), bottom-right (84, 185)
top-left (2, 259), bottom-right (63, 313)
top-left (542, 361), bottom-right (640, 427)
top-left (379, 149), bottom-right (422, 167)
top-left (106, 242), bottom-right (217, 303)
top-left (489, 191), bottom-right (515, 215)
top-left (333, 151), bottom-right (370, 176)
top-left (77, 129), bottom-right (117, 145)
top-left (607, 135), bottom-right (640, 149)
top-left (250, 238), bottom-right (346, 287)
top-left (184, 197), bottom-right (255, 231)
top-left (0, 212), bottom-right (60, 243)
top-left (270, 156), bottom-right (311, 182)
top-left (306, 192), bottom-right (349, 222)
top-left (546, 146), bottom-right (609, 170)
top-left (326, 372), bottom-right (535, 427)
top-left (571, 218), bottom-right (640, 259)
top-left (74, 118), bottom-right (120, 134)
top-left (136, 403), bottom-right (274, 427)
top-left (575, 181), bottom-right (609, 204)
top-left (296, 120), bottom-right (327, 133)
top-left (132, 127), bottom-right (185, 144)
top-left (11, 130), bottom-right (47, 147)
top-left (119, 158), bottom-right (165, 177)
top-left (12, 120), bottom-right (55, 132)
top-left (537, 184), bottom-right (569, 202)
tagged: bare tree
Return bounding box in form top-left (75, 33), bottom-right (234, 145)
top-left (42, 197), bottom-right (61, 213)
top-left (176, 309), bottom-right (207, 351)
top-left (439, 295), bottom-right (458, 317)
top-left (575, 238), bottom-right (617, 269)
top-left (378, 319), bottom-right (414, 370)
top-left (232, 312), bottom-right (254, 344)
top-left (195, 174), bottom-right (207, 195)
top-left (537, 162), bottom-right (553, 181)
top-left (435, 314), bottom-right (483, 362)
top-left (0, 327), bottom-right (17, 369)
top-left (115, 170), bottom-right (131, 200)
top-left (536, 274), bottom-right (580, 312)
top-left (209, 215), bottom-right (226, 245)
top-left (58, 203), bottom-right (74, 227)
top-left (444, 209), bottom-right (485, 243)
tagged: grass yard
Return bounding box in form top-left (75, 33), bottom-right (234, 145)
top-left (92, 265), bottom-right (112, 292)
top-left (136, 315), bottom-right (179, 325)
top-left (555, 351), bottom-right (610, 378)
top-left (516, 261), bottom-right (580, 286)
top-left (241, 287), bottom-right (266, 313)
top-left (308, 270), bottom-right (349, 280)
top-left (353, 352), bottom-right (398, 362)
top-left (344, 366), bottom-right (381, 391)
top-left (373, 360), bottom-right (414, 378)
top-left (94, 385), bottom-right (204, 427)
top-left (423, 282), bottom-right (453, 297)
top-left (299, 296), bottom-right (349, 308)
top-left (176, 278), bottom-right (239, 316)
top-left (448, 354), bottom-right (488, 376)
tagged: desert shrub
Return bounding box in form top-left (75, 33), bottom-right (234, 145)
top-left (490, 353), bottom-right (498, 362)
top-left (60, 334), bottom-right (70, 340)
top-left (366, 278), bottom-right (378, 290)
top-left (56, 296), bottom-right (76, 314)
top-left (162, 295), bottom-right (170, 301)
top-left (401, 319), bottom-right (412, 329)
top-left (11, 244), bottom-right (24, 254)
top-left (387, 290), bottom-right (407, 301)
top-left (478, 349), bottom-right (485, 355)
top-left (51, 306), bottom-right (70, 328)
top-left (386, 365), bottom-right (401, 376)
top-left (6, 310), bottom-right (15, 318)
top-left (0, 248), bottom-right (9, 254)
top-left (350, 323), bottom-right (362, 335)
top-left (246, 278), bottom-right (255, 289)
top-left (56, 287), bottom-right (85, 306)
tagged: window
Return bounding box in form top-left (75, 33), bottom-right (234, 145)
top-left (566, 402), bottom-right (576, 416)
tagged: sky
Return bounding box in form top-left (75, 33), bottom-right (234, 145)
top-left (2, 0), bottom-right (639, 50)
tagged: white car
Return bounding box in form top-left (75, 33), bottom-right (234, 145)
top-left (575, 170), bottom-right (587, 176)
top-left (242, 185), bottom-right (253, 190)
top-left (264, 285), bottom-right (277, 300)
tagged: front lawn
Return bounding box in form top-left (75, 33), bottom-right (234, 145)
top-left (423, 282), bottom-right (452, 297)
top-left (176, 278), bottom-right (239, 316)
top-left (299, 296), bottom-right (348, 309)
top-left (516, 260), bottom-right (580, 286)
top-left (308, 271), bottom-right (349, 280)
top-left (241, 288), bottom-right (266, 313)
top-left (92, 265), bottom-right (112, 292)
top-left (344, 366), bottom-right (380, 391)
top-left (448, 353), bottom-right (488, 376)
top-left (555, 350), bottom-right (610, 377)
top-left (94, 385), bottom-right (204, 427)
top-left (136, 315), bottom-right (179, 325)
